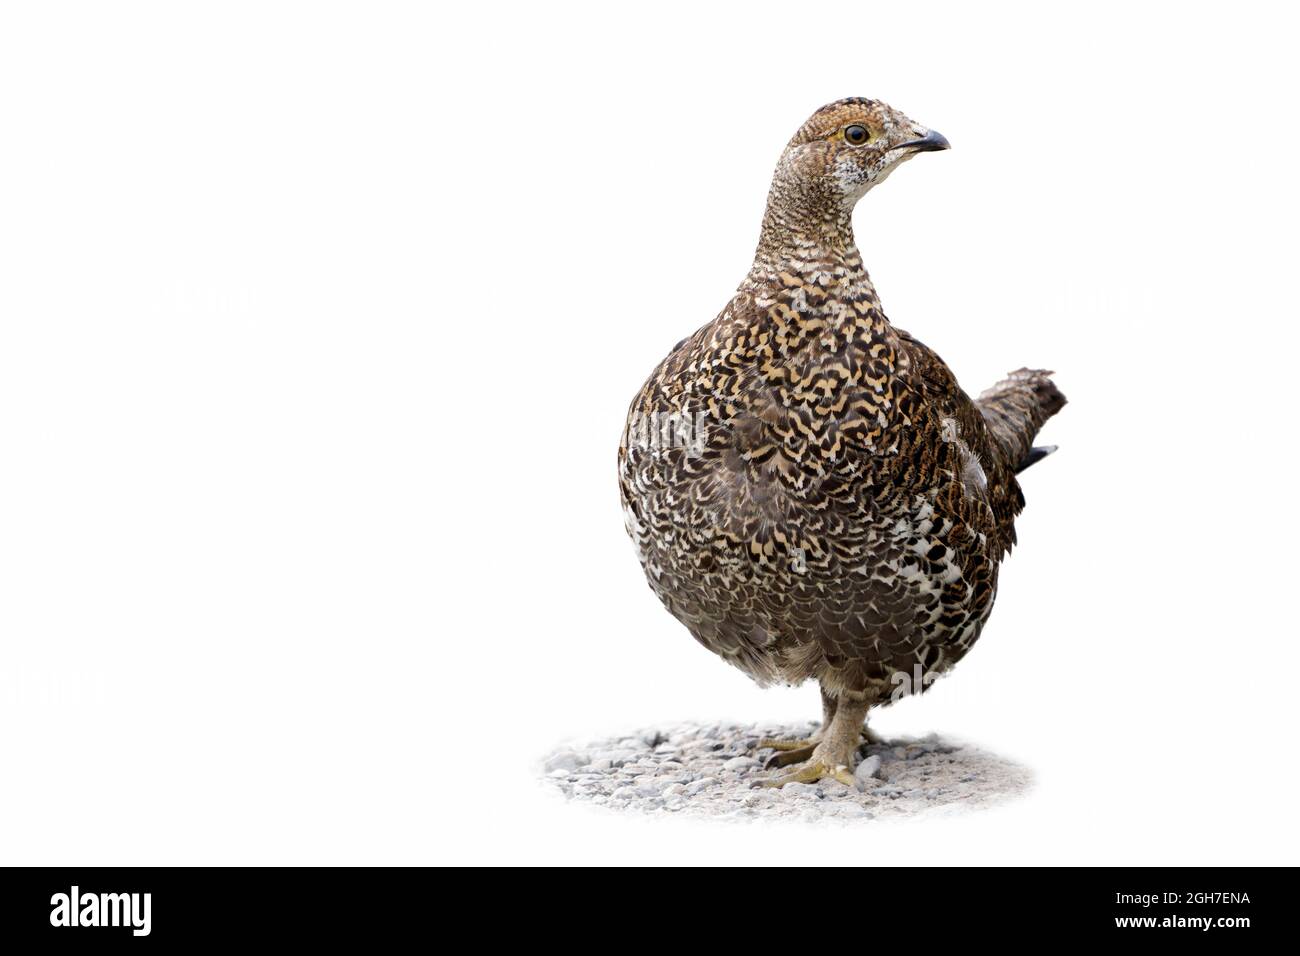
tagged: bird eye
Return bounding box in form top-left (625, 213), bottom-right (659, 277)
top-left (844, 125), bottom-right (870, 145)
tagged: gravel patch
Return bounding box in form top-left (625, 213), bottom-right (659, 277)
top-left (541, 721), bottom-right (1031, 822)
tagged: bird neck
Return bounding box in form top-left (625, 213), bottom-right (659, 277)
top-left (750, 180), bottom-right (863, 279)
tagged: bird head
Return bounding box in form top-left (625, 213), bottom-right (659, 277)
top-left (772, 97), bottom-right (949, 210)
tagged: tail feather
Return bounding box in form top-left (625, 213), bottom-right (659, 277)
top-left (1016, 444), bottom-right (1058, 473)
top-left (977, 368), bottom-right (1066, 473)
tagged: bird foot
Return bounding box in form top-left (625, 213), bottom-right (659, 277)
top-left (759, 726), bottom-right (881, 769)
top-left (756, 757), bottom-right (856, 789)
top-left (758, 733), bottom-right (825, 770)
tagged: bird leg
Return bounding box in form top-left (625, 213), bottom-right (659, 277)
top-left (757, 690), bottom-right (838, 766)
top-left (758, 694), bottom-right (871, 788)
top-left (758, 691), bottom-right (881, 768)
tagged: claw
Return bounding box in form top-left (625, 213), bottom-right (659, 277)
top-left (764, 744), bottom-right (816, 769)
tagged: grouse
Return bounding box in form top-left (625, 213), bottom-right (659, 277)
top-left (618, 98), bottom-right (1066, 786)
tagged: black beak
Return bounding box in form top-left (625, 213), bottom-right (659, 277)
top-left (895, 129), bottom-right (950, 153)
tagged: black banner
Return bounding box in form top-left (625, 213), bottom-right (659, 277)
top-left (0, 866), bottom-right (1284, 944)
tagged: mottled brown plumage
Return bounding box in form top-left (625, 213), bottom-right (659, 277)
top-left (617, 98), bottom-right (1066, 784)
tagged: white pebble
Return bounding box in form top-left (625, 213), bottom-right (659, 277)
top-left (543, 750), bottom-right (584, 773)
top-left (685, 777), bottom-right (717, 795)
top-left (721, 756), bottom-right (758, 772)
top-left (781, 782), bottom-right (818, 798)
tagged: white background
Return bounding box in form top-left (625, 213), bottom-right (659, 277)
top-left (1, 1), bottom-right (1297, 865)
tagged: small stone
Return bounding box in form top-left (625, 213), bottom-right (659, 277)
top-left (721, 756), bottom-right (758, 772)
top-left (781, 782), bottom-right (818, 798)
top-left (817, 774), bottom-right (852, 792)
top-left (854, 755), bottom-right (883, 789)
top-left (592, 749), bottom-right (635, 768)
top-left (685, 777), bottom-right (717, 795)
top-left (544, 750), bottom-right (584, 773)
